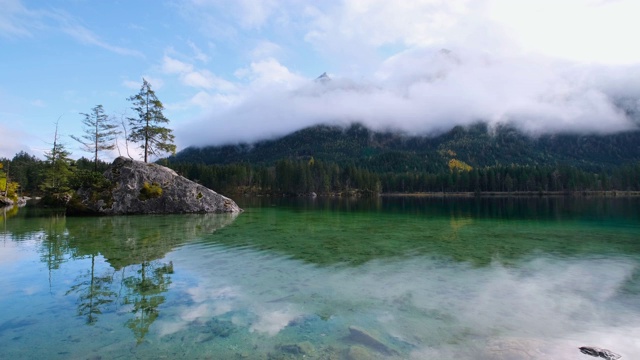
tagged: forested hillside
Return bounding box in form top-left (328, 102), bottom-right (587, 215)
top-left (3, 123), bottom-right (639, 201)
top-left (162, 122), bottom-right (640, 196)
top-left (169, 122), bottom-right (640, 172)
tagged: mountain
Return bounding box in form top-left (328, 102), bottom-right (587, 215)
top-left (167, 122), bottom-right (640, 173)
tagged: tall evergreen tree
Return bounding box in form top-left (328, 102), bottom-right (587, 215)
top-left (71, 104), bottom-right (119, 171)
top-left (41, 120), bottom-right (74, 198)
top-left (126, 79), bottom-right (176, 163)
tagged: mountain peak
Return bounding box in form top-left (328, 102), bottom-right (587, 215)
top-left (315, 72), bottom-right (331, 83)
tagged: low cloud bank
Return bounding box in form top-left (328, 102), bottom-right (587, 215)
top-left (176, 47), bottom-right (640, 148)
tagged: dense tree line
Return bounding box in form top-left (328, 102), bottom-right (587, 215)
top-left (3, 153), bottom-right (639, 203)
top-left (2, 109), bottom-right (639, 202)
top-left (379, 164), bottom-right (640, 193)
top-left (0, 152), bottom-right (110, 197)
top-left (165, 159), bottom-right (640, 196)
top-left (167, 158), bottom-right (381, 196)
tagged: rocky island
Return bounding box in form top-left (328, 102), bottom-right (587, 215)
top-left (69, 156), bottom-right (242, 215)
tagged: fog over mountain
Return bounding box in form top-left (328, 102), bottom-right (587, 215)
top-left (176, 47), bottom-right (640, 148)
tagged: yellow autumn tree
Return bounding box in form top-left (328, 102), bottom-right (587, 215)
top-left (448, 159), bottom-right (472, 172)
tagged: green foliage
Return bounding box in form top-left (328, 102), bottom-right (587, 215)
top-left (0, 161), bottom-right (19, 201)
top-left (0, 166), bottom-right (5, 194)
top-left (71, 104), bottom-right (119, 171)
top-left (3, 122), bottom-right (640, 205)
top-left (168, 122), bottom-right (640, 173)
top-left (127, 79), bottom-right (176, 163)
top-left (8, 152), bottom-right (42, 194)
top-left (139, 182), bottom-right (163, 201)
top-left (40, 122), bottom-right (74, 201)
top-left (69, 169), bottom-right (110, 190)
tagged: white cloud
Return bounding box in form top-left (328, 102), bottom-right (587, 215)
top-left (238, 58), bottom-right (305, 89)
top-left (236, 0), bottom-right (279, 29)
top-left (188, 40), bottom-right (210, 63)
top-left (183, 70), bottom-right (236, 91)
top-left (0, 1), bottom-right (143, 56)
top-left (176, 47), bottom-right (639, 148)
top-left (487, 0), bottom-right (640, 64)
top-left (250, 40), bottom-right (282, 60)
top-left (122, 79), bottom-right (140, 90)
top-left (322, 0), bottom-right (470, 47)
top-left (162, 55), bottom-right (194, 74)
top-left (0, 0), bottom-right (37, 37)
top-left (187, 91), bottom-right (241, 109)
top-left (60, 21), bottom-right (144, 57)
top-left (0, 123), bottom-right (38, 158)
top-left (182, 71), bottom-right (215, 88)
top-left (161, 55), bottom-right (235, 91)
top-left (302, 0), bottom-right (640, 66)
top-left (142, 76), bottom-right (165, 90)
top-left (171, 0), bottom-right (640, 149)
top-left (249, 307), bottom-right (302, 336)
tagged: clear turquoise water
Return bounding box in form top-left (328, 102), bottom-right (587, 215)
top-left (1, 197), bottom-right (639, 359)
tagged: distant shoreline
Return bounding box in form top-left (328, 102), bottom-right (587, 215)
top-left (236, 190), bottom-right (640, 198)
top-left (381, 191), bottom-right (640, 197)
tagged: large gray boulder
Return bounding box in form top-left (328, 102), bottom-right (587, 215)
top-left (70, 157), bottom-right (242, 215)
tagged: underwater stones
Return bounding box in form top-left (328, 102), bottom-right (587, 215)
top-left (347, 326), bottom-right (398, 356)
top-left (205, 318), bottom-right (235, 338)
top-left (485, 337), bottom-right (577, 359)
top-left (347, 345), bottom-right (375, 360)
top-left (580, 346), bottom-right (622, 360)
top-left (485, 338), bottom-right (547, 359)
top-left (276, 341), bottom-right (315, 355)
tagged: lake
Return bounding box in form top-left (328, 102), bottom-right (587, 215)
top-left (1, 196), bottom-right (639, 359)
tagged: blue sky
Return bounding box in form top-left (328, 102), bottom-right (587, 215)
top-left (2, 0), bottom-right (640, 161)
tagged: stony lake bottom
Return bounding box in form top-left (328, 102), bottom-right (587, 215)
top-left (1, 196), bottom-right (639, 359)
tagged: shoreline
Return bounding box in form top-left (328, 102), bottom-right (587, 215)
top-left (234, 190), bottom-right (640, 198)
top-left (380, 190), bottom-right (640, 198)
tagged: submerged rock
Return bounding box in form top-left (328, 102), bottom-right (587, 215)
top-left (70, 157), bottom-right (242, 215)
top-left (580, 346), bottom-right (621, 360)
top-left (347, 326), bottom-right (398, 356)
top-left (277, 341), bottom-right (315, 355)
top-left (347, 345), bottom-right (375, 360)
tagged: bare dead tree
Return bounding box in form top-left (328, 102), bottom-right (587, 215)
top-left (115, 110), bottom-right (133, 159)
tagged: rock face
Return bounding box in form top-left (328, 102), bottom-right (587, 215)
top-left (580, 346), bottom-right (621, 360)
top-left (71, 157), bottom-right (242, 215)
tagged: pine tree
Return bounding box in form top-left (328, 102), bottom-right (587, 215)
top-left (71, 105), bottom-right (119, 171)
top-left (126, 79), bottom-right (176, 163)
top-left (41, 120), bottom-right (74, 199)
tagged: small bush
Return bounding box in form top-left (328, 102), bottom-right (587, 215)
top-left (139, 181), bottom-right (163, 200)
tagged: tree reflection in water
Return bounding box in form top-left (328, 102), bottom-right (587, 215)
top-left (123, 260), bottom-right (173, 344)
top-left (1, 212), bottom-right (239, 344)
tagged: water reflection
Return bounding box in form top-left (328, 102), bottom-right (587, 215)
top-left (1, 212), bottom-right (237, 344)
top-left (65, 254), bottom-right (116, 325)
top-left (123, 260), bottom-right (174, 343)
top-left (1, 205), bottom-right (19, 220)
top-left (219, 197), bottom-right (640, 267)
top-left (1, 198), bottom-right (639, 359)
